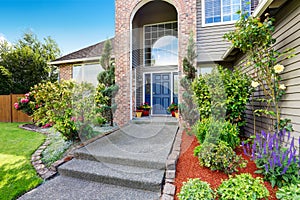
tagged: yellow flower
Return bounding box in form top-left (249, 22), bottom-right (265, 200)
top-left (279, 84), bottom-right (286, 90)
top-left (274, 64), bottom-right (285, 73)
top-left (257, 22), bottom-right (263, 27)
top-left (251, 81), bottom-right (260, 88)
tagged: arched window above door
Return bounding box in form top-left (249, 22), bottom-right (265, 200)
top-left (151, 35), bottom-right (178, 66)
top-left (144, 21), bottom-right (178, 67)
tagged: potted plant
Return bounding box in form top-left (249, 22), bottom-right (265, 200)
top-left (139, 102), bottom-right (151, 116)
top-left (167, 102), bottom-right (178, 117)
top-left (175, 109), bottom-right (179, 118)
top-left (136, 109), bottom-right (143, 118)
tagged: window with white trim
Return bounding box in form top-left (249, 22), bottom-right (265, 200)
top-left (203, 0), bottom-right (251, 25)
top-left (72, 63), bottom-right (103, 86)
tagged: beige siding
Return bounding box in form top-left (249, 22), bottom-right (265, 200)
top-left (238, 0), bottom-right (300, 137)
top-left (196, 0), bottom-right (235, 62)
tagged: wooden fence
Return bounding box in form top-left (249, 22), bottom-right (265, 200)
top-left (0, 94), bottom-right (32, 123)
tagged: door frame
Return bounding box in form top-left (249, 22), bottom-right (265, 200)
top-left (143, 71), bottom-right (178, 115)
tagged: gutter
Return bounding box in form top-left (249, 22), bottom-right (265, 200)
top-left (48, 57), bottom-right (100, 65)
top-left (222, 0), bottom-right (274, 60)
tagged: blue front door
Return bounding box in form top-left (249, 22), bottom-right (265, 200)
top-left (152, 73), bottom-right (171, 114)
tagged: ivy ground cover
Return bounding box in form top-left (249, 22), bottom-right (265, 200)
top-left (174, 132), bottom-right (277, 200)
top-left (0, 123), bottom-right (45, 200)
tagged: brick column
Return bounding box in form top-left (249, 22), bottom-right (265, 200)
top-left (59, 64), bottom-right (72, 80)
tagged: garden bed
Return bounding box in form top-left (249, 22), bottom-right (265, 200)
top-left (174, 131), bottom-right (278, 200)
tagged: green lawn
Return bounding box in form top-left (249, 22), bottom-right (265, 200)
top-left (0, 122), bottom-right (45, 200)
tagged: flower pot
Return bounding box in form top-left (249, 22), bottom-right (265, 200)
top-left (171, 111), bottom-right (175, 117)
top-left (142, 110), bottom-right (150, 116)
top-left (136, 111), bottom-right (142, 118)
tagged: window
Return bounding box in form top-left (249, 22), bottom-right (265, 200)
top-left (144, 22), bottom-right (178, 66)
top-left (72, 63), bottom-right (103, 86)
top-left (203, 0), bottom-right (251, 25)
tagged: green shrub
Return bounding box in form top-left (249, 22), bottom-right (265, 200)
top-left (42, 131), bottom-right (72, 167)
top-left (217, 173), bottom-right (269, 200)
top-left (196, 141), bottom-right (247, 174)
top-left (276, 183), bottom-right (300, 200)
top-left (193, 117), bottom-right (240, 149)
top-left (31, 80), bottom-right (77, 140)
top-left (178, 178), bottom-right (214, 200)
top-left (0, 65), bottom-right (12, 95)
top-left (31, 81), bottom-right (105, 141)
top-left (192, 66), bottom-right (252, 128)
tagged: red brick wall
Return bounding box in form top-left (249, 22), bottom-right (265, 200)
top-left (59, 64), bottom-right (72, 80)
top-left (115, 0), bottom-right (197, 126)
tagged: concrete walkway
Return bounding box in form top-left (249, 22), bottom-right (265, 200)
top-left (19, 117), bottom-right (178, 200)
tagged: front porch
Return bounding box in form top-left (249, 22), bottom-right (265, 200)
top-left (130, 1), bottom-right (180, 119)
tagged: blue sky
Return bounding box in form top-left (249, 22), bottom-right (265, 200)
top-left (0, 0), bottom-right (115, 56)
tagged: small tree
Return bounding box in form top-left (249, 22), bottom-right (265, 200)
top-left (97, 39), bottom-right (118, 126)
top-left (180, 32), bottom-right (199, 128)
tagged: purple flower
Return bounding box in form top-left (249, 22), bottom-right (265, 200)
top-left (289, 137), bottom-right (295, 152)
top-left (276, 138), bottom-right (279, 152)
top-left (282, 151), bottom-right (288, 162)
top-left (242, 141), bottom-right (248, 155)
top-left (268, 137), bottom-right (273, 151)
top-left (265, 164), bottom-right (269, 173)
top-left (269, 158), bottom-right (274, 169)
top-left (277, 156), bottom-right (282, 167)
top-left (281, 166), bottom-right (288, 175)
top-left (263, 142), bottom-right (267, 155)
top-left (287, 152), bottom-right (293, 166)
top-left (257, 152), bottom-right (262, 159)
top-left (262, 131), bottom-right (267, 139)
top-left (246, 143), bottom-right (250, 152)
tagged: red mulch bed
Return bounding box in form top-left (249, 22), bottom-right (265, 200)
top-left (174, 131), bottom-right (278, 200)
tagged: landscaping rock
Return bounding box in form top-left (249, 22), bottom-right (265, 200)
top-left (163, 183), bottom-right (176, 196)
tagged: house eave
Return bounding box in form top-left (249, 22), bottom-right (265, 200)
top-left (48, 57), bottom-right (100, 65)
top-left (222, 0), bottom-right (274, 60)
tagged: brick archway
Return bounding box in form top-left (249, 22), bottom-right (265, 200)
top-left (114, 0), bottom-right (196, 126)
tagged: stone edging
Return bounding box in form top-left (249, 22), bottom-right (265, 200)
top-left (161, 127), bottom-right (183, 200)
top-left (20, 124), bottom-right (119, 180)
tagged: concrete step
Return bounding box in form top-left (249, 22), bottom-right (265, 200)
top-left (131, 116), bottom-right (178, 125)
top-left (74, 123), bottom-right (178, 169)
top-left (19, 176), bottom-right (161, 200)
top-left (58, 159), bottom-right (165, 192)
top-left (74, 147), bottom-right (166, 169)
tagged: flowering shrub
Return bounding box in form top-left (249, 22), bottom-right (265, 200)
top-left (14, 92), bottom-right (37, 116)
top-left (224, 13), bottom-right (294, 132)
top-left (31, 81), bottom-right (77, 140)
top-left (242, 130), bottom-right (300, 187)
